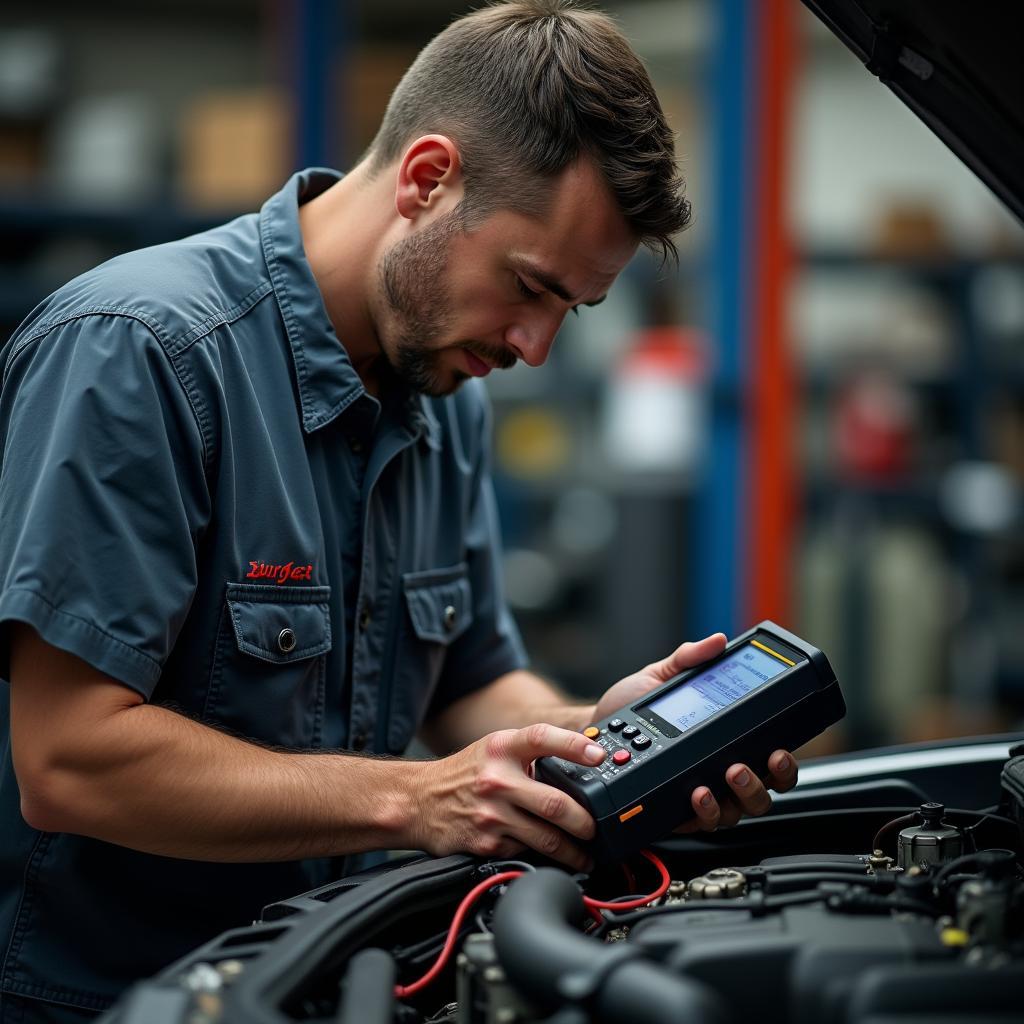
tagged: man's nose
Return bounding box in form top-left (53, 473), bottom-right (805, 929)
top-left (505, 314), bottom-right (562, 368)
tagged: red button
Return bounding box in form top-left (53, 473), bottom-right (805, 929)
top-left (612, 749), bottom-right (631, 765)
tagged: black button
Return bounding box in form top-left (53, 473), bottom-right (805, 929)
top-left (443, 605), bottom-right (457, 631)
top-left (277, 628), bottom-right (296, 653)
top-left (349, 436), bottom-right (364, 454)
top-left (608, 718), bottom-right (626, 732)
top-left (631, 734), bottom-right (652, 750)
top-left (621, 725), bottom-right (640, 739)
top-left (358, 604), bottom-right (371, 630)
top-left (351, 733), bottom-right (367, 751)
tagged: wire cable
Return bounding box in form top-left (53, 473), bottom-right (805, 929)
top-left (584, 850), bottom-right (671, 913)
top-left (395, 852), bottom-right (672, 996)
top-left (394, 870), bottom-right (522, 999)
top-left (595, 890), bottom-right (828, 932)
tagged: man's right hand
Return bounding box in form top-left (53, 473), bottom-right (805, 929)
top-left (409, 724), bottom-right (605, 872)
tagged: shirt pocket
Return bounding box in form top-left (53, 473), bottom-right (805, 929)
top-left (386, 563), bottom-right (472, 753)
top-left (204, 582), bottom-right (332, 748)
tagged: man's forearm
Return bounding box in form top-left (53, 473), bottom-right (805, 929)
top-left (26, 702), bottom-right (423, 862)
top-left (420, 670), bottom-right (596, 753)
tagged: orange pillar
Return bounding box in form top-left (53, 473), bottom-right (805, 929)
top-left (746, 0), bottom-right (798, 625)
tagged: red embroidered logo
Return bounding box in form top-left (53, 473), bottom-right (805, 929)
top-left (245, 560), bottom-right (314, 585)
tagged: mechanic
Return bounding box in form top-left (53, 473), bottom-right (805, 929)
top-left (0, 2), bottom-right (797, 1021)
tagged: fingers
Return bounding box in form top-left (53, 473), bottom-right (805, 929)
top-left (723, 762), bottom-right (773, 819)
top-left (675, 754), bottom-right (793, 834)
top-left (514, 779), bottom-right (596, 843)
top-left (765, 749), bottom-right (798, 792)
top-left (500, 723), bottom-right (606, 770)
top-left (653, 633), bottom-right (727, 682)
top-left (469, 725), bottom-right (599, 870)
top-left (674, 785), bottom-right (722, 833)
top-left (502, 807), bottom-right (593, 872)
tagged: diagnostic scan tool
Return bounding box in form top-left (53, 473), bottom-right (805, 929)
top-left (535, 621), bottom-right (846, 862)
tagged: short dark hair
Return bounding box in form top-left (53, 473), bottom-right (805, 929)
top-left (365, 0), bottom-right (691, 263)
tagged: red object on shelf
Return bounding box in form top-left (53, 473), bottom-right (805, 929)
top-left (833, 373), bottom-right (916, 482)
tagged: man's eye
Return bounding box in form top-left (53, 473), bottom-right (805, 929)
top-left (515, 276), bottom-right (541, 299)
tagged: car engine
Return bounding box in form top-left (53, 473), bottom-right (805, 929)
top-left (102, 738), bottom-right (1024, 1024)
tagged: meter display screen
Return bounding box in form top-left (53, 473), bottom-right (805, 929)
top-left (644, 643), bottom-right (791, 733)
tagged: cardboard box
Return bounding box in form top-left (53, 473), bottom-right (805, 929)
top-left (178, 88), bottom-right (291, 211)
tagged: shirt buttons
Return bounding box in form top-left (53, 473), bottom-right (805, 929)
top-left (351, 733), bottom-right (367, 751)
top-left (358, 604), bottom-right (372, 631)
top-left (277, 627), bottom-right (297, 653)
top-left (349, 436), bottom-right (364, 454)
top-left (443, 605), bottom-right (457, 631)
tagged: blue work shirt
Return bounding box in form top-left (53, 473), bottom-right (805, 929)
top-left (0, 168), bottom-right (527, 1016)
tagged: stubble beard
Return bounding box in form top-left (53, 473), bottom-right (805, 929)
top-left (378, 208), bottom-right (517, 398)
top-left (378, 209), bottom-right (463, 397)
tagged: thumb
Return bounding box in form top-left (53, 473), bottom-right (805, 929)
top-left (652, 633), bottom-right (727, 681)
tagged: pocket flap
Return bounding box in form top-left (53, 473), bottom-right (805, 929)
top-left (225, 583), bottom-right (332, 663)
top-left (402, 564), bottom-right (472, 644)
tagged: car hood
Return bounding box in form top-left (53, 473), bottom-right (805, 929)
top-left (801, 0), bottom-right (1024, 224)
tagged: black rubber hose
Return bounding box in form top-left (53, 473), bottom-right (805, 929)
top-left (336, 947), bottom-right (396, 1024)
top-left (492, 868), bottom-right (728, 1024)
top-left (763, 872), bottom-right (889, 894)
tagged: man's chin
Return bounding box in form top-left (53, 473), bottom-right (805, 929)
top-left (422, 371), bottom-right (468, 398)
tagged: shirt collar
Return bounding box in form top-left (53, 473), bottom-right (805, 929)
top-left (258, 168), bottom-right (440, 449)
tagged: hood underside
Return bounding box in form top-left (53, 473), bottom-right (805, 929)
top-left (801, 0), bottom-right (1024, 224)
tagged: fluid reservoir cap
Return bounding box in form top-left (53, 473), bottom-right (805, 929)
top-left (688, 868), bottom-right (746, 899)
top-left (897, 803), bottom-right (964, 869)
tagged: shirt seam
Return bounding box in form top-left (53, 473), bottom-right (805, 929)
top-left (4, 308), bottom-right (214, 477)
top-left (164, 280), bottom-right (274, 356)
top-left (260, 211), bottom-right (317, 429)
top-left (0, 587), bottom-right (163, 674)
top-left (0, 832), bottom-right (50, 1001)
top-left (1, 978), bottom-right (114, 1012)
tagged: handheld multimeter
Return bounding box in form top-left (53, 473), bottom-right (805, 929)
top-left (535, 621), bottom-right (846, 863)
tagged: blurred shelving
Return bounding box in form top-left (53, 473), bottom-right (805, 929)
top-left (792, 236), bottom-right (1024, 748)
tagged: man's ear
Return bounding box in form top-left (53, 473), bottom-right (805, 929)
top-left (394, 135), bottom-right (463, 221)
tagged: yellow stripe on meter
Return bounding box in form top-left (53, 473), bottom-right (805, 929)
top-left (752, 640), bottom-right (796, 666)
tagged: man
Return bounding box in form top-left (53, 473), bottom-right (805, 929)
top-left (0, 2), bottom-right (797, 1020)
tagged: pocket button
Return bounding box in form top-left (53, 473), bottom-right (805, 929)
top-left (277, 627), bottom-right (297, 654)
top-left (443, 605), bottom-right (457, 631)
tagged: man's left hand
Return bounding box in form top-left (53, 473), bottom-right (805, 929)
top-left (592, 633), bottom-right (799, 832)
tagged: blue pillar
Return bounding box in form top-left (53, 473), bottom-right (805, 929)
top-left (293, 0), bottom-right (346, 168)
top-left (692, 0), bottom-right (757, 639)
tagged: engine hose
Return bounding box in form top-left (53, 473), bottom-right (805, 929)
top-left (492, 868), bottom-right (728, 1024)
top-left (336, 947), bottom-right (396, 1024)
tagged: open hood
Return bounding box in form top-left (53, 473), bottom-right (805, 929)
top-left (801, 0), bottom-right (1024, 225)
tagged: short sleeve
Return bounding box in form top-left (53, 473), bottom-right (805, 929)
top-left (0, 314), bottom-right (210, 696)
top-left (427, 393), bottom-right (528, 715)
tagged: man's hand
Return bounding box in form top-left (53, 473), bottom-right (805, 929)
top-left (593, 633), bottom-right (799, 833)
top-left (674, 749), bottom-right (797, 832)
top-left (592, 633), bottom-right (728, 722)
top-left (410, 723), bottom-right (606, 872)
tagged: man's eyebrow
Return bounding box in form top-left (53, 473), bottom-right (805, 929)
top-left (511, 256), bottom-right (608, 308)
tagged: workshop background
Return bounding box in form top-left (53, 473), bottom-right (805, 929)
top-left (1, 0), bottom-right (1022, 754)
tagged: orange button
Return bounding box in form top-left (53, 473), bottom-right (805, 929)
top-left (583, 726), bottom-right (600, 739)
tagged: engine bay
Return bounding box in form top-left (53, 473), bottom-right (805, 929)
top-left (102, 738), bottom-right (1024, 1024)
